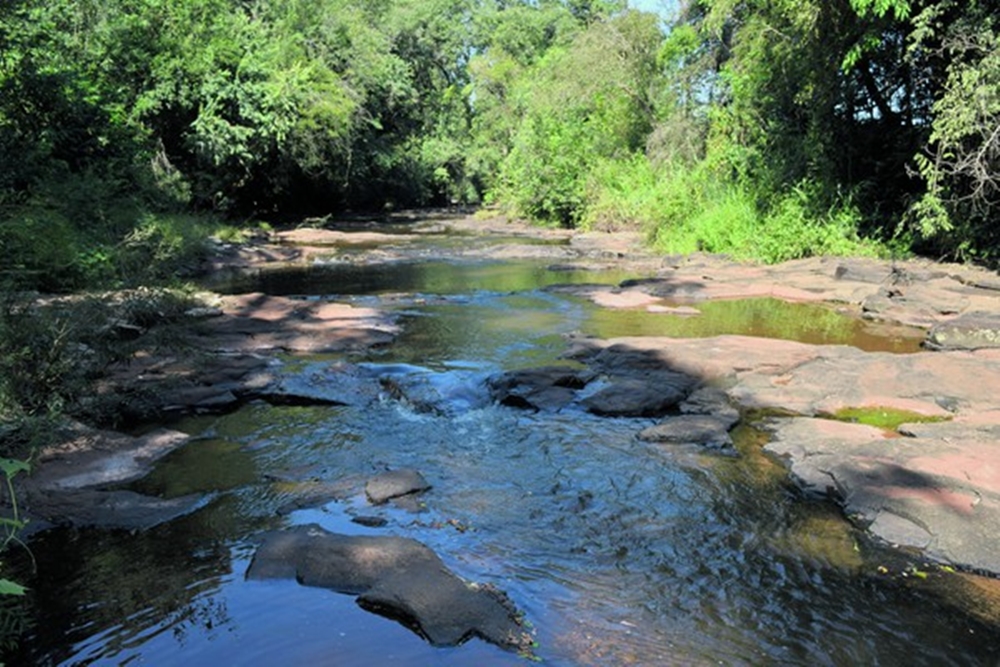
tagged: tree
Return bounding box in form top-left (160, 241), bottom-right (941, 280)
top-left (487, 8), bottom-right (664, 225)
top-left (907, 0), bottom-right (1000, 260)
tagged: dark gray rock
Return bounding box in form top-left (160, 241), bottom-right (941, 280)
top-left (366, 469), bottom-right (432, 505)
top-left (487, 366), bottom-right (593, 411)
top-left (679, 386), bottom-right (741, 427)
top-left (24, 488), bottom-right (208, 531)
top-left (352, 515), bottom-right (388, 527)
top-left (926, 311), bottom-right (1000, 350)
top-left (834, 261), bottom-right (895, 285)
top-left (247, 525), bottom-right (532, 651)
top-left (637, 414), bottom-right (734, 448)
top-left (582, 374), bottom-right (692, 417)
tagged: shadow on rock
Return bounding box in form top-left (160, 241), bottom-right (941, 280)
top-left (246, 524), bottom-right (533, 653)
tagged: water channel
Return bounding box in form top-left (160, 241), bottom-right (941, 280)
top-left (11, 225), bottom-right (1000, 665)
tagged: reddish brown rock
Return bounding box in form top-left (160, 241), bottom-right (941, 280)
top-left (570, 332), bottom-right (1000, 573)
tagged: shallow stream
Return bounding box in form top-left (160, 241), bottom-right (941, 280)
top-left (12, 227), bottom-right (1000, 665)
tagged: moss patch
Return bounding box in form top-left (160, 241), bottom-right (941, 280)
top-left (822, 406), bottom-right (951, 431)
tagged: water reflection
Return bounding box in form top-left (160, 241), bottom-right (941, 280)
top-left (212, 259), bottom-right (635, 298)
top-left (580, 297), bottom-right (926, 353)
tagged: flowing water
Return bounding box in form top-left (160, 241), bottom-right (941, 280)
top-left (10, 227), bottom-right (1000, 665)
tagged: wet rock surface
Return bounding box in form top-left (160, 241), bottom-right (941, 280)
top-left (487, 366), bottom-right (593, 411)
top-left (582, 373), bottom-right (693, 417)
top-left (246, 524), bottom-right (532, 651)
top-left (926, 311), bottom-right (1000, 350)
top-left (637, 414), bottom-right (735, 449)
top-left (365, 469), bottom-right (432, 505)
top-left (18, 422), bottom-right (201, 531)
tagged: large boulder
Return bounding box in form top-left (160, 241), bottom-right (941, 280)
top-left (246, 525), bottom-right (532, 652)
top-left (582, 373), bottom-right (693, 417)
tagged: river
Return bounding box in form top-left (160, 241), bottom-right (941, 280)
top-left (10, 222), bottom-right (1000, 665)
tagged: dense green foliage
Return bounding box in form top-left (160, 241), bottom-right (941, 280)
top-left (1, 0), bottom-right (998, 277)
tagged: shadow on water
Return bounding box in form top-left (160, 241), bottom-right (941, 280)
top-left (9, 233), bottom-right (1000, 665)
top-left (210, 258), bottom-right (637, 298)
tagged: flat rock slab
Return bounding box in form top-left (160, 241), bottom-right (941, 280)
top-left (275, 228), bottom-right (418, 247)
top-left (563, 254), bottom-right (1000, 333)
top-left (927, 311), bottom-right (1000, 350)
top-left (637, 414), bottom-right (735, 449)
top-left (192, 293), bottom-right (398, 354)
top-left (366, 469), bottom-right (432, 505)
top-left (16, 422), bottom-right (198, 531)
top-left (101, 352), bottom-right (276, 417)
top-left (263, 361), bottom-right (383, 407)
top-left (22, 488), bottom-right (208, 531)
top-left (246, 524), bottom-right (532, 651)
top-left (26, 423), bottom-right (190, 490)
top-left (764, 417), bottom-right (1000, 573)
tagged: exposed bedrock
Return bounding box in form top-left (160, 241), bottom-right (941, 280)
top-left (567, 334), bottom-right (1000, 575)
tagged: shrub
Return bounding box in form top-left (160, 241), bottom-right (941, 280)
top-left (0, 211), bottom-right (81, 291)
top-left (581, 155), bottom-right (888, 263)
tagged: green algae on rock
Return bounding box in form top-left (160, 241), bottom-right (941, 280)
top-left (821, 406), bottom-right (951, 432)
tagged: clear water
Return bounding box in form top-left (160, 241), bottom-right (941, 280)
top-left (9, 230), bottom-right (999, 666)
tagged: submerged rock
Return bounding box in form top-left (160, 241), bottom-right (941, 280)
top-left (377, 366), bottom-right (492, 416)
top-left (366, 469), bottom-right (432, 505)
top-left (246, 524), bottom-right (532, 651)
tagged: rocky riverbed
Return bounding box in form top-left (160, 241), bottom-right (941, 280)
top-left (14, 212), bottom-right (1000, 656)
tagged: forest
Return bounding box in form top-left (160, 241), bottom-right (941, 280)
top-left (0, 0), bottom-right (997, 292)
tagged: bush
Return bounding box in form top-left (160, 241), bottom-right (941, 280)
top-left (0, 292), bottom-right (83, 420)
top-left (116, 213), bottom-right (214, 284)
top-left (581, 155), bottom-right (888, 263)
top-left (0, 211), bottom-right (81, 291)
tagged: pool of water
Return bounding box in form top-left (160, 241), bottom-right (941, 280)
top-left (9, 229), bottom-right (999, 665)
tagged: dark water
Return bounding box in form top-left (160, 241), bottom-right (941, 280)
top-left (9, 231), bottom-right (999, 665)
